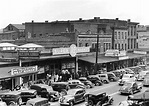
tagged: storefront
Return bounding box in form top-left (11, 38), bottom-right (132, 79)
top-left (0, 66), bottom-right (38, 90)
top-left (78, 50), bottom-right (146, 75)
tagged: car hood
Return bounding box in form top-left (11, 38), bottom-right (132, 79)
top-left (63, 95), bottom-right (74, 99)
top-left (120, 86), bottom-right (131, 90)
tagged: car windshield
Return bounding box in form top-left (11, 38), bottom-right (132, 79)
top-left (123, 75), bottom-right (130, 79)
top-left (124, 83), bottom-right (132, 87)
top-left (67, 90), bottom-right (77, 95)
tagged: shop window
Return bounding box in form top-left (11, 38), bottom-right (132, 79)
top-left (85, 43), bottom-right (89, 47)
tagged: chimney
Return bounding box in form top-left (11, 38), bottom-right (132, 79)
top-left (45, 20), bottom-right (48, 23)
top-left (32, 20), bottom-right (34, 23)
top-left (79, 18), bottom-right (82, 21)
top-left (127, 19), bottom-right (131, 22)
top-left (116, 18), bottom-right (119, 20)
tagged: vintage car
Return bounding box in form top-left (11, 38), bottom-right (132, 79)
top-left (0, 91), bottom-right (22, 106)
top-left (104, 72), bottom-right (119, 82)
top-left (96, 74), bottom-right (110, 84)
top-left (30, 84), bottom-right (59, 102)
top-left (59, 88), bottom-right (86, 106)
top-left (19, 89), bottom-right (37, 104)
top-left (87, 75), bottom-right (103, 86)
top-left (142, 75), bottom-right (149, 86)
top-left (85, 91), bottom-right (113, 106)
top-left (118, 74), bottom-right (136, 86)
top-left (117, 100), bottom-right (133, 106)
top-left (137, 71), bottom-right (148, 81)
top-left (78, 77), bottom-right (94, 88)
top-left (25, 97), bottom-right (50, 106)
top-left (68, 80), bottom-right (86, 89)
top-left (119, 81), bottom-right (142, 94)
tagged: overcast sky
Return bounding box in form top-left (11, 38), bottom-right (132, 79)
top-left (0, 0), bottom-right (148, 28)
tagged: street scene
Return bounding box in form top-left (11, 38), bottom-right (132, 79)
top-left (1, 0), bottom-right (149, 106)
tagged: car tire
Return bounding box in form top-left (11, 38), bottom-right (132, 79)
top-left (103, 80), bottom-right (108, 84)
top-left (69, 101), bottom-right (74, 106)
top-left (95, 82), bottom-right (100, 86)
top-left (61, 90), bottom-right (67, 96)
top-left (9, 101), bottom-right (16, 106)
top-left (86, 85), bottom-right (91, 89)
top-left (130, 90), bottom-right (133, 95)
top-left (88, 100), bottom-right (94, 106)
top-left (110, 78), bottom-right (114, 82)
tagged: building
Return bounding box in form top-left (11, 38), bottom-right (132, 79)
top-left (0, 24), bottom-right (25, 40)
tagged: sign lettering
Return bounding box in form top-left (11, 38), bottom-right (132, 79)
top-left (11, 66), bottom-right (38, 76)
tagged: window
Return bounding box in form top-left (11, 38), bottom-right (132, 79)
top-left (79, 43), bottom-right (82, 47)
top-left (115, 44), bottom-right (117, 49)
top-left (85, 43), bottom-right (89, 47)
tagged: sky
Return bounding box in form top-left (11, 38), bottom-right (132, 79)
top-left (0, 0), bottom-right (149, 29)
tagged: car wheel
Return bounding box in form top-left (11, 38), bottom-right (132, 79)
top-left (50, 97), bottom-right (54, 102)
top-left (95, 82), bottom-right (100, 86)
top-left (88, 100), bottom-right (94, 106)
top-left (69, 101), bottom-right (74, 106)
top-left (61, 90), bottom-right (67, 96)
top-left (130, 90), bottom-right (133, 95)
top-left (9, 101), bottom-right (16, 106)
top-left (103, 80), bottom-right (108, 84)
top-left (110, 78), bottom-right (114, 82)
top-left (86, 85), bottom-right (91, 89)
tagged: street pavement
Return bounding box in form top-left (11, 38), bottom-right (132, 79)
top-left (50, 81), bottom-right (149, 106)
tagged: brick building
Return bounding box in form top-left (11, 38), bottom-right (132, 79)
top-left (0, 24), bottom-right (25, 41)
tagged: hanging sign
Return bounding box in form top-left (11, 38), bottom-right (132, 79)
top-left (11, 66), bottom-right (38, 76)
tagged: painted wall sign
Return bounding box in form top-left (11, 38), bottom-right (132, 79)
top-left (11, 66), bottom-right (38, 76)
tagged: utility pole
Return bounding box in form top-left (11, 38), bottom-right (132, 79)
top-left (95, 33), bottom-right (99, 73)
top-left (111, 26), bottom-right (115, 49)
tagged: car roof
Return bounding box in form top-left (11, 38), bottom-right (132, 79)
top-left (68, 80), bottom-right (81, 82)
top-left (0, 91), bottom-right (21, 95)
top-left (19, 89), bottom-right (37, 93)
top-left (85, 91), bottom-right (106, 96)
top-left (27, 97), bottom-right (48, 104)
top-left (52, 82), bottom-right (68, 85)
top-left (67, 88), bottom-right (83, 92)
top-left (32, 84), bottom-right (51, 87)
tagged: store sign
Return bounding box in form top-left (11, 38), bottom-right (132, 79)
top-left (52, 44), bottom-right (90, 56)
top-left (105, 49), bottom-right (126, 57)
top-left (18, 50), bottom-right (40, 59)
top-left (11, 66), bottom-right (38, 76)
top-left (119, 56), bottom-right (129, 60)
top-left (134, 51), bottom-right (147, 55)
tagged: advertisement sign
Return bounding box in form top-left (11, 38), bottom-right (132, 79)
top-left (119, 56), bottom-right (129, 60)
top-left (105, 49), bottom-right (126, 57)
top-left (11, 66), bottom-right (38, 76)
top-left (52, 44), bottom-right (90, 57)
top-left (134, 51), bottom-right (147, 55)
top-left (18, 50), bottom-right (40, 59)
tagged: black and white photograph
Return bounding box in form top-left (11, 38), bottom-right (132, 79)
top-left (0, 0), bottom-right (149, 106)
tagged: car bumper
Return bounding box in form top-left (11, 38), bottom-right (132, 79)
top-left (119, 90), bottom-right (131, 94)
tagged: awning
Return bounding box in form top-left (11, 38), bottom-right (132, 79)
top-left (127, 53), bottom-right (146, 59)
top-left (0, 66), bottom-right (38, 80)
top-left (79, 55), bottom-right (118, 64)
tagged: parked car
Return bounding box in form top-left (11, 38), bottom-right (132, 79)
top-left (104, 72), bottom-right (119, 82)
top-left (68, 80), bottom-right (86, 89)
top-left (0, 91), bottom-right (22, 106)
top-left (25, 97), bottom-right (50, 106)
top-left (78, 77), bottom-right (94, 88)
top-left (85, 91), bottom-right (113, 106)
top-left (0, 98), bottom-right (7, 106)
top-left (118, 74), bottom-right (136, 86)
top-left (137, 71), bottom-right (149, 81)
top-left (117, 100), bottom-right (133, 106)
top-left (111, 70), bottom-right (121, 78)
top-left (87, 75), bottom-right (103, 86)
top-left (96, 74), bottom-right (110, 84)
top-left (59, 88), bottom-right (86, 106)
top-left (30, 84), bottom-right (59, 102)
top-left (119, 81), bottom-right (142, 94)
top-left (19, 89), bottom-right (37, 104)
top-left (143, 75), bottom-right (149, 86)
top-left (51, 82), bottom-right (70, 96)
